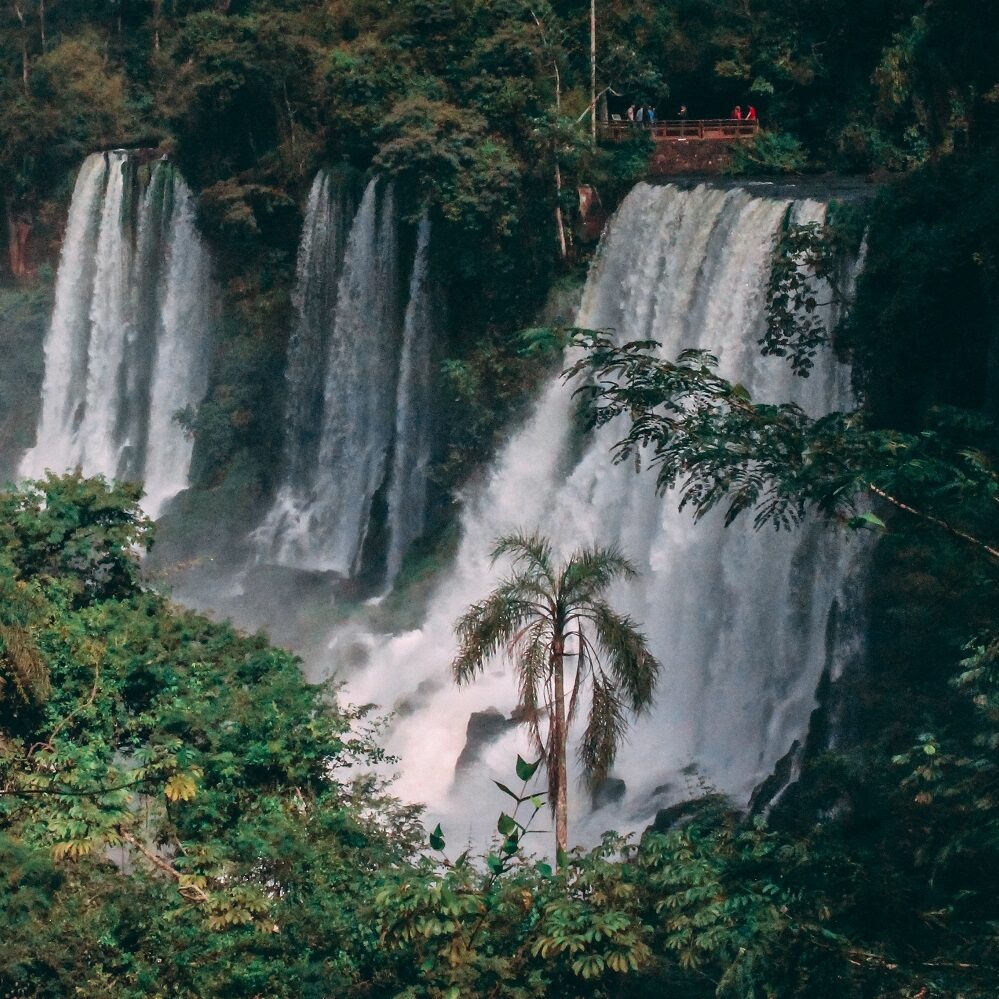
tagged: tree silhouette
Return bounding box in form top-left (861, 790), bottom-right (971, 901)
top-left (452, 531), bottom-right (661, 858)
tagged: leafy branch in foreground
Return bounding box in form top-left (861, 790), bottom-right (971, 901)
top-left (763, 206), bottom-right (868, 377)
top-left (566, 332), bottom-right (999, 560)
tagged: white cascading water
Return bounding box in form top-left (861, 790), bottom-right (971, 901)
top-left (340, 182), bottom-right (865, 848)
top-left (385, 213), bottom-right (437, 584)
top-left (256, 176), bottom-right (438, 582)
top-left (278, 170), bottom-right (356, 496)
top-left (20, 152), bottom-right (217, 518)
top-left (142, 167), bottom-right (216, 514)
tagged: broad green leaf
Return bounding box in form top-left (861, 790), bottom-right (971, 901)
top-left (516, 755), bottom-right (541, 782)
top-left (849, 511), bottom-right (887, 531)
top-left (493, 780), bottom-right (521, 801)
top-left (429, 823), bottom-right (445, 851)
top-left (858, 511), bottom-right (886, 529)
top-left (497, 812), bottom-right (516, 836)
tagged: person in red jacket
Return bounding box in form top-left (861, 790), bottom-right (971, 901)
top-left (746, 105), bottom-right (758, 120)
top-left (731, 105), bottom-right (743, 120)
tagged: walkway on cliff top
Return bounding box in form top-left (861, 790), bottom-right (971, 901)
top-left (602, 119), bottom-right (761, 142)
top-left (600, 119), bottom-right (761, 176)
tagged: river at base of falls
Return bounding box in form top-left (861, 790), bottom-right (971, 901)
top-left (325, 181), bottom-right (867, 851)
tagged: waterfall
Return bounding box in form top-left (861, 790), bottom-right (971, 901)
top-left (385, 213), bottom-right (437, 584)
top-left (142, 166), bottom-right (216, 516)
top-left (256, 176), bottom-right (438, 581)
top-left (341, 182), bottom-right (865, 846)
top-left (23, 154), bottom-right (108, 480)
top-left (20, 153), bottom-right (217, 518)
top-left (283, 171), bottom-right (356, 491)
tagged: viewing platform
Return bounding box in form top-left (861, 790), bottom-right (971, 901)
top-left (600, 119), bottom-right (761, 176)
top-left (601, 119), bottom-right (761, 142)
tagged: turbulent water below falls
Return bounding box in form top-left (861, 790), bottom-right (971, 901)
top-left (335, 182), bottom-right (866, 849)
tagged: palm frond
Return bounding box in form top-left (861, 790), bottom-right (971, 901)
top-left (566, 628), bottom-right (592, 727)
top-left (451, 591), bottom-right (536, 684)
top-left (585, 601), bottom-right (661, 712)
top-left (578, 670), bottom-right (629, 788)
top-left (517, 618), bottom-right (550, 757)
top-left (493, 575), bottom-right (553, 616)
top-left (560, 543), bottom-right (638, 602)
top-left (490, 531), bottom-right (556, 590)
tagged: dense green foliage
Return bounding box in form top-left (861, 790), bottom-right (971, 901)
top-left (2, 371), bottom-right (997, 997)
top-left (0, 474), bottom-right (425, 996)
top-left (1, 1), bottom-right (998, 996)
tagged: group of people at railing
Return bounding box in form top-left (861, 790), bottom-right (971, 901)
top-left (613, 103), bottom-right (759, 125)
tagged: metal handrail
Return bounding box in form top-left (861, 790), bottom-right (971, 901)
top-left (602, 119), bottom-right (760, 140)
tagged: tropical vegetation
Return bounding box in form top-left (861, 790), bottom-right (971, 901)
top-left (0, 0), bottom-right (997, 996)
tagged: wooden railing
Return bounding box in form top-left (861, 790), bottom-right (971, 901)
top-left (601, 119), bottom-right (760, 142)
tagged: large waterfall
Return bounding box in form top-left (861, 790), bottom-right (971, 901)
top-left (255, 174), bottom-right (439, 583)
top-left (340, 182), bottom-right (864, 846)
top-left (20, 151), bottom-right (217, 518)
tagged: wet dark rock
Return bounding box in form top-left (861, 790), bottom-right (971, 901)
top-left (394, 678), bottom-right (444, 719)
top-left (454, 708), bottom-right (518, 775)
top-left (748, 739), bottom-right (801, 816)
top-left (651, 793), bottom-right (729, 834)
top-left (592, 777), bottom-right (626, 810)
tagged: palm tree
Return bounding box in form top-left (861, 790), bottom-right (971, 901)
top-left (451, 531), bottom-right (661, 858)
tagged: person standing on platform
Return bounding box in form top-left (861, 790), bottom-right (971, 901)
top-left (636, 105), bottom-right (645, 124)
top-left (746, 105), bottom-right (757, 121)
top-left (731, 105), bottom-right (743, 120)
top-left (627, 104), bottom-right (636, 122)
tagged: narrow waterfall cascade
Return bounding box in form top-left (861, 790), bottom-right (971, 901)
top-left (385, 213), bottom-right (438, 585)
top-left (255, 177), bottom-right (439, 581)
top-left (20, 152), bottom-right (217, 518)
top-left (340, 181), bottom-right (866, 847)
top-left (280, 170), bottom-right (356, 494)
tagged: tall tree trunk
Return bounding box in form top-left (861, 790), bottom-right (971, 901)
top-left (551, 634), bottom-right (569, 861)
top-left (6, 205), bottom-right (33, 280)
top-left (153, 0), bottom-right (161, 53)
top-left (554, 161), bottom-right (568, 260)
top-left (553, 62), bottom-right (567, 259)
top-left (13, 2), bottom-right (29, 92)
top-left (39, 0), bottom-right (45, 52)
top-left (531, 12), bottom-right (569, 259)
top-left (589, 0), bottom-right (597, 145)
